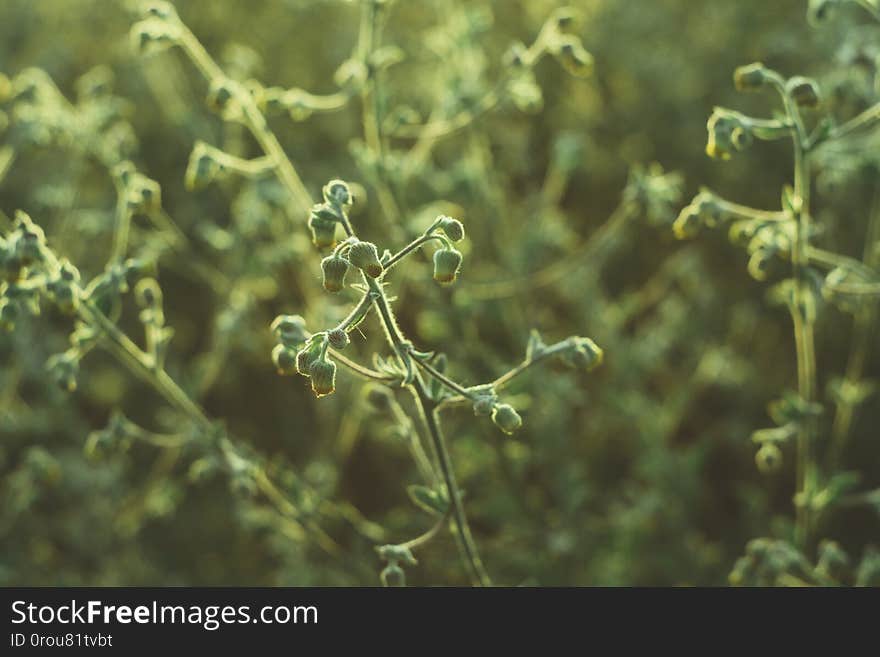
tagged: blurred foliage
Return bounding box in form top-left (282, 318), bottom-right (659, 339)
top-left (1, 0), bottom-right (878, 586)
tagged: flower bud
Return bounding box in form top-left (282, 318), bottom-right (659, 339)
top-left (296, 342), bottom-right (322, 376)
top-left (309, 358), bottom-right (337, 397)
top-left (380, 563), bottom-right (406, 587)
top-left (755, 442), bottom-right (782, 474)
top-left (549, 7), bottom-right (579, 32)
top-left (185, 142), bottom-right (223, 190)
top-left (566, 337), bottom-right (603, 371)
top-left (432, 247), bottom-right (462, 284)
top-left (348, 241), bottom-right (383, 278)
top-left (46, 351), bottom-right (79, 392)
top-left (134, 277), bottom-right (162, 308)
top-left (321, 255), bottom-right (350, 293)
top-left (126, 175), bottom-right (162, 215)
top-left (130, 18), bottom-right (179, 56)
top-left (786, 76), bottom-right (821, 108)
top-left (733, 62), bottom-right (768, 92)
top-left (206, 78), bottom-right (238, 115)
top-left (323, 179), bottom-right (352, 207)
top-left (272, 344), bottom-right (298, 376)
top-left (439, 216), bottom-right (465, 242)
top-left (12, 212), bottom-right (46, 266)
top-left (47, 260), bottom-right (81, 314)
top-left (492, 403), bottom-right (522, 435)
top-left (553, 36), bottom-right (593, 78)
top-left (308, 209), bottom-right (338, 249)
top-left (747, 248), bottom-right (774, 281)
top-left (472, 395), bottom-right (495, 417)
top-left (271, 314), bottom-right (308, 347)
top-left (334, 59), bottom-right (368, 90)
top-left (327, 328), bottom-right (349, 350)
top-left (706, 108), bottom-right (752, 160)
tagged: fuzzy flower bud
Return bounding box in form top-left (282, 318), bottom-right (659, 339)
top-left (472, 395), bottom-right (496, 417)
top-left (308, 208), bottom-right (338, 249)
top-left (323, 179), bottom-right (352, 207)
top-left (272, 344), bottom-right (298, 376)
top-left (271, 314), bottom-right (308, 347)
top-left (185, 142), bottom-right (223, 190)
top-left (321, 255), bottom-right (350, 293)
top-left (296, 341), bottom-right (322, 376)
top-left (46, 351), bottom-right (79, 392)
top-left (327, 328), bottom-right (349, 350)
top-left (565, 337), bottom-right (604, 371)
top-left (492, 403), bottom-right (522, 434)
top-left (755, 442), bottom-right (783, 474)
top-left (706, 108), bottom-right (753, 160)
top-left (309, 358), bottom-right (337, 397)
top-left (786, 76), bottom-right (821, 108)
top-left (733, 62), bottom-right (769, 92)
top-left (553, 35), bottom-right (594, 78)
top-left (348, 241), bottom-right (383, 278)
top-left (432, 247), bottom-right (462, 284)
top-left (438, 216), bottom-right (465, 242)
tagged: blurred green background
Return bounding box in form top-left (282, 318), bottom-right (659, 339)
top-left (1, 0), bottom-right (878, 585)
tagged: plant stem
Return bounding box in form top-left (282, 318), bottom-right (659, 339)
top-left (363, 272), bottom-right (490, 585)
top-left (786, 95), bottom-right (818, 551)
top-left (412, 380), bottom-right (491, 586)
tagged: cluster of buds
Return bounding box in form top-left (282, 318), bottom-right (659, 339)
top-left (110, 161), bottom-right (162, 218)
top-left (750, 392), bottom-right (823, 474)
top-left (672, 190), bottom-right (727, 239)
top-left (130, 2), bottom-right (182, 56)
top-left (271, 315), bottom-right (339, 398)
top-left (705, 108), bottom-right (755, 160)
top-left (469, 387), bottom-right (523, 435)
top-left (1, 211), bottom-right (50, 331)
top-left (308, 179), bottom-right (355, 249)
top-left (544, 7), bottom-right (594, 78)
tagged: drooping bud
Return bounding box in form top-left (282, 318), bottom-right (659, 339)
top-left (271, 314), bottom-right (308, 347)
top-left (46, 351), bottom-right (79, 392)
top-left (296, 341), bottom-right (322, 376)
top-left (755, 442), bottom-right (782, 474)
top-left (564, 337), bottom-right (603, 371)
top-left (432, 247), bottom-right (462, 284)
top-left (472, 395), bottom-right (496, 417)
top-left (309, 358), bottom-right (337, 397)
top-left (308, 207), bottom-right (338, 249)
top-left (553, 35), bottom-right (594, 78)
top-left (272, 344), bottom-right (298, 376)
top-left (706, 108), bottom-right (752, 160)
top-left (321, 255), bottom-right (350, 293)
top-left (185, 142), bottom-right (223, 190)
top-left (786, 76), bottom-right (821, 108)
top-left (322, 179), bottom-right (352, 207)
top-left (348, 241), bottom-right (383, 278)
top-left (492, 403), bottom-right (522, 435)
top-left (733, 62), bottom-right (769, 92)
top-left (438, 216), bottom-right (465, 242)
